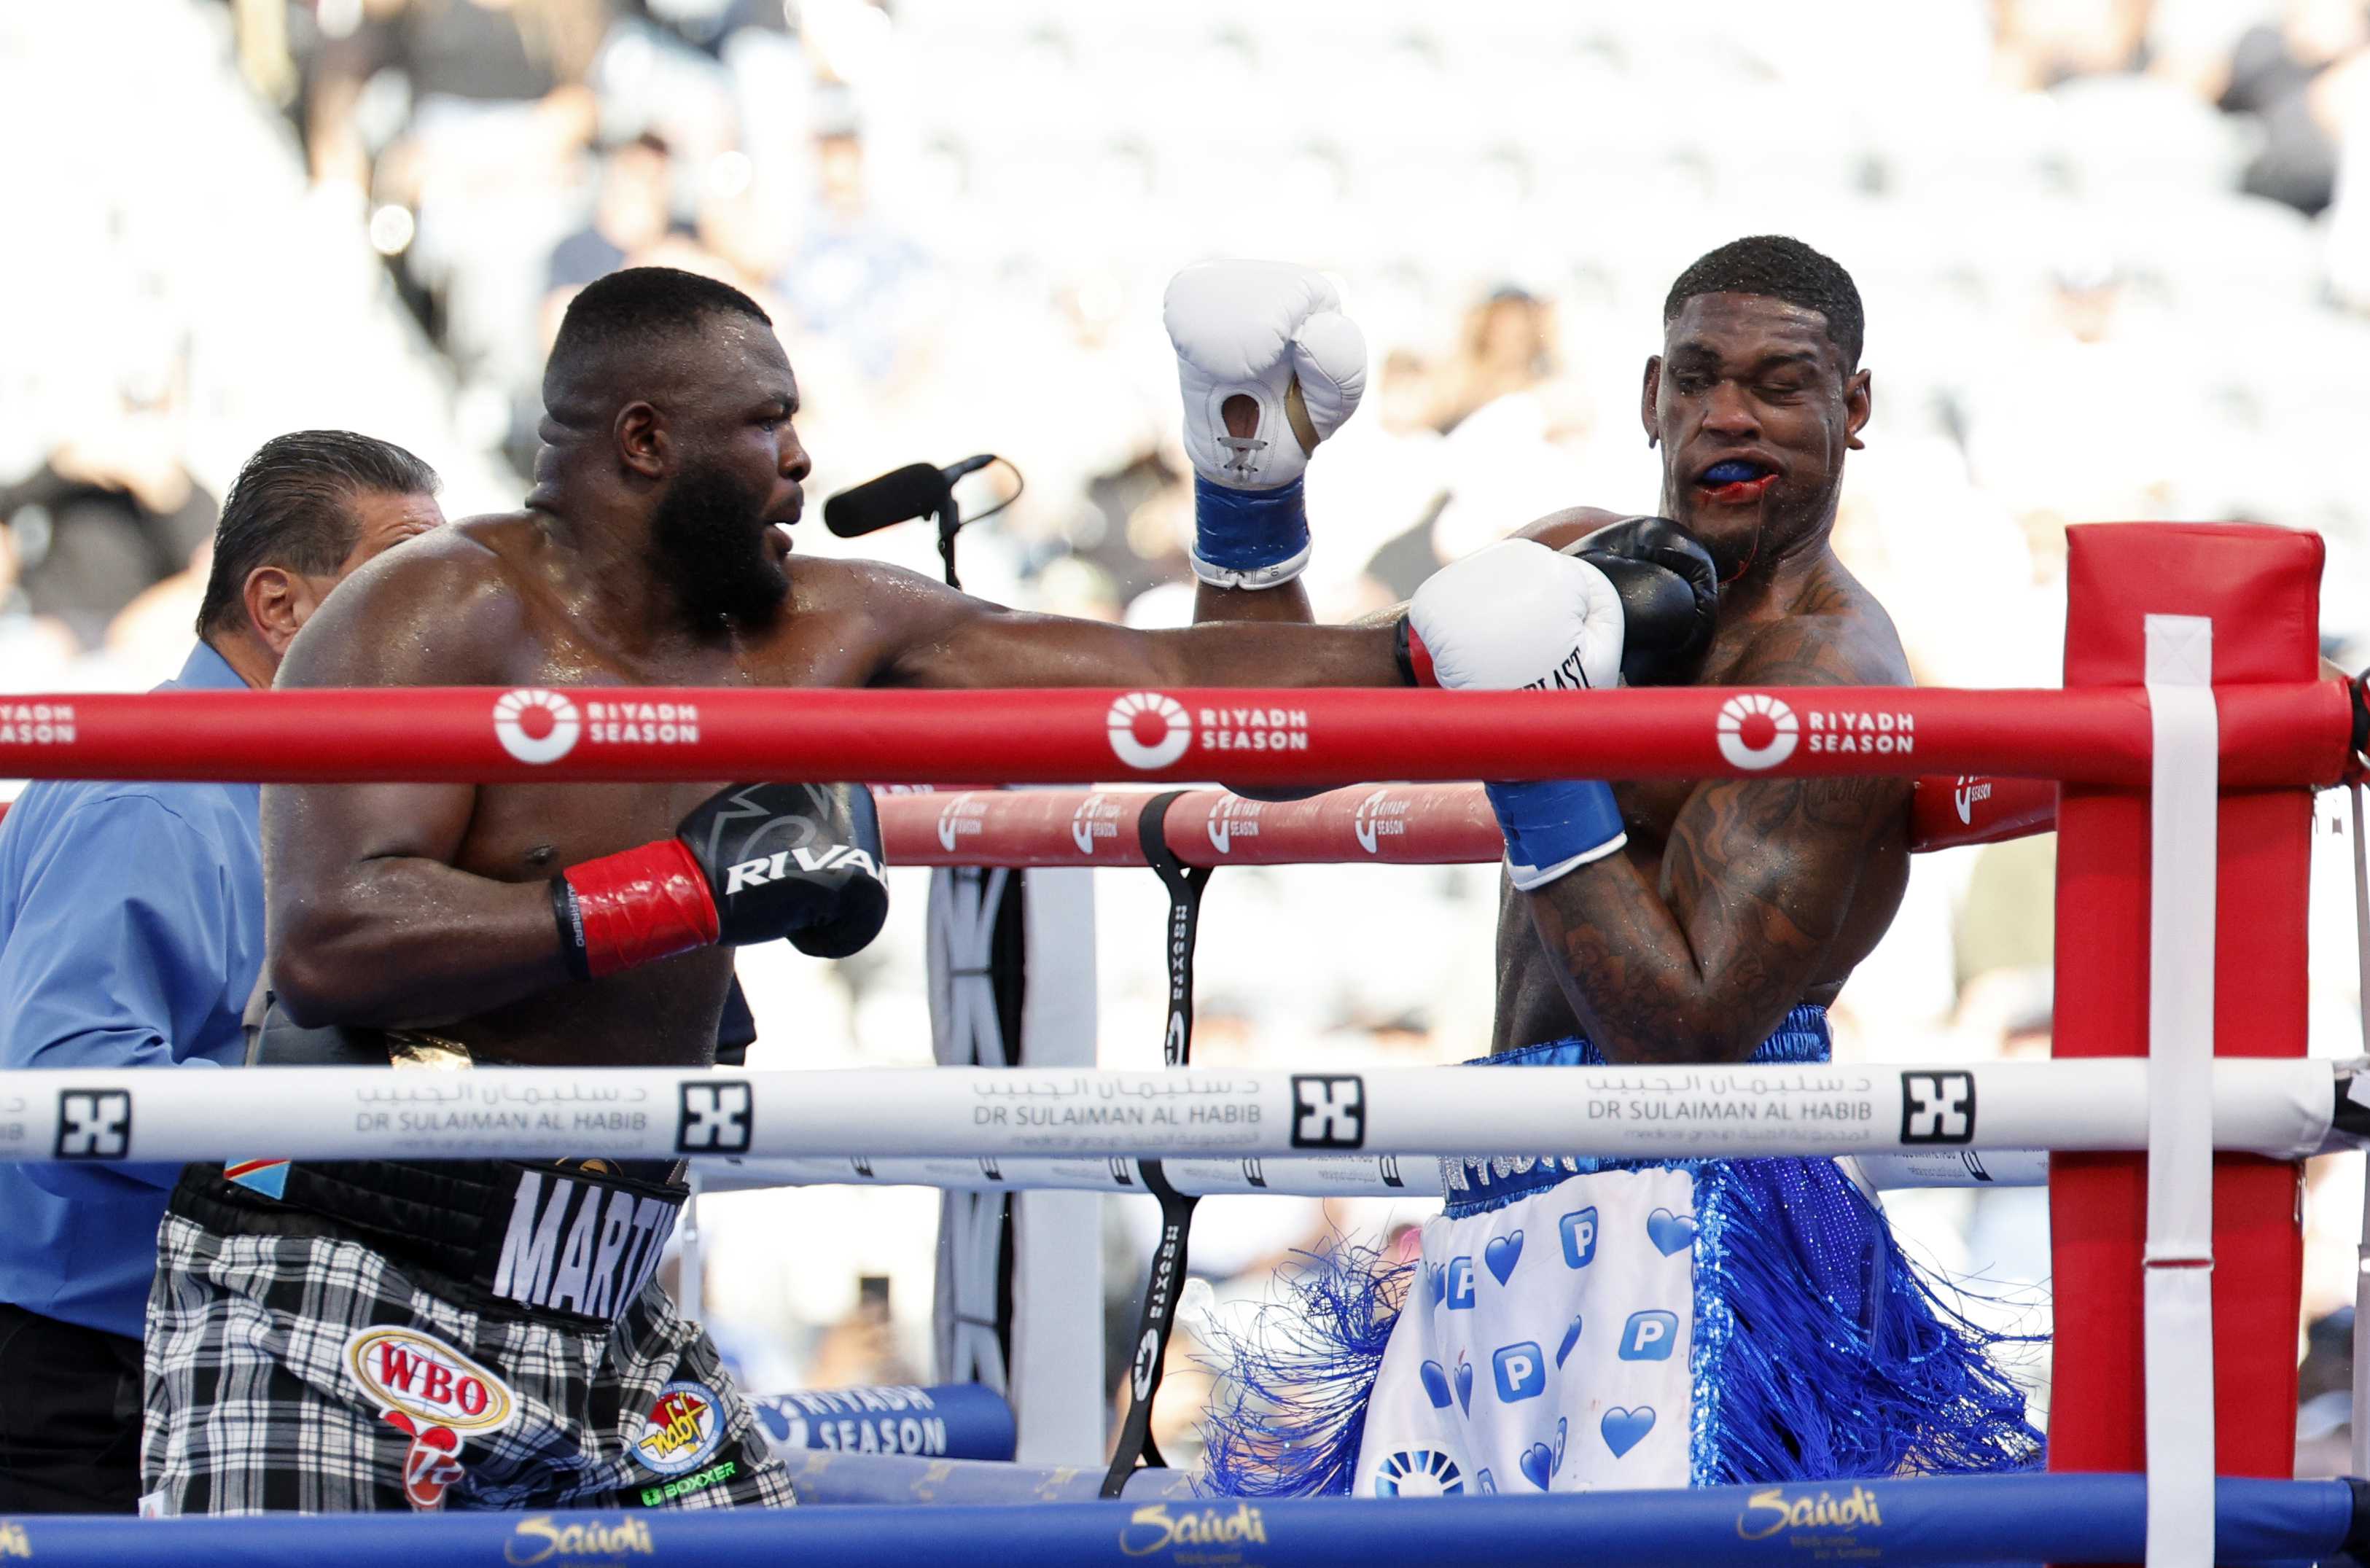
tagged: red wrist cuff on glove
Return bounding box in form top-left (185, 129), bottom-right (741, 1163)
top-left (1402, 620), bottom-right (1438, 687)
top-left (556, 839), bottom-right (721, 979)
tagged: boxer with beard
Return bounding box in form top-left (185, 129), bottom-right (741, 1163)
top-left (143, 266), bottom-right (1710, 1515)
top-left (1178, 241), bottom-right (2039, 1497)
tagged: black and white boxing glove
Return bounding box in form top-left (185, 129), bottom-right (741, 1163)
top-left (1395, 542), bottom-right (1628, 887)
top-left (1388, 526), bottom-right (1718, 887)
top-left (550, 781), bottom-right (889, 978)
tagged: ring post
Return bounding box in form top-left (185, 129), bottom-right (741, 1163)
top-left (2049, 526), bottom-right (2320, 1526)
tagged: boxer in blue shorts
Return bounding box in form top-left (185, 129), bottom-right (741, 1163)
top-left (1173, 240), bottom-right (2040, 1493)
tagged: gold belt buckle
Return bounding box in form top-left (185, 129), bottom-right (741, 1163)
top-left (386, 1031), bottom-right (475, 1071)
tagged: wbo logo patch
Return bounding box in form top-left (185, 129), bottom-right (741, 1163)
top-left (634, 1380), bottom-right (725, 1475)
top-left (345, 1326), bottom-right (518, 1435)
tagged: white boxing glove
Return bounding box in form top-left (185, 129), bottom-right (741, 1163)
top-left (1403, 539), bottom-right (1626, 694)
top-left (1403, 540), bottom-right (1632, 889)
top-left (1163, 260), bottom-right (1368, 589)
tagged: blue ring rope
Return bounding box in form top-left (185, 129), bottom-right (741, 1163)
top-left (31, 1474), bottom-right (2363, 1568)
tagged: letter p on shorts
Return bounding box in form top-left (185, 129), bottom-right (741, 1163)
top-left (1618, 1309), bottom-right (1678, 1360)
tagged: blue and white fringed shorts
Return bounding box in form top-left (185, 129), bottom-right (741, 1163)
top-left (1201, 1009), bottom-right (2043, 1497)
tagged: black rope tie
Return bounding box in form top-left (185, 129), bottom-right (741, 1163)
top-left (1101, 791), bottom-right (1214, 1497)
top-left (1139, 790), bottom-right (1211, 1070)
top-left (1101, 1158), bottom-right (1198, 1496)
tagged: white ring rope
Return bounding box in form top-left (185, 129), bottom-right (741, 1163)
top-left (1, 1059), bottom-right (2350, 1165)
top-left (693, 1148), bottom-right (2054, 1198)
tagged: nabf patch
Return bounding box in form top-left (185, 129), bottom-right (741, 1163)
top-left (343, 1326), bottom-right (518, 1512)
top-left (634, 1380), bottom-right (726, 1475)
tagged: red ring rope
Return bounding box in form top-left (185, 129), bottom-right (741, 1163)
top-left (0, 682), bottom-right (2350, 787)
top-left (876, 773), bottom-right (2062, 868)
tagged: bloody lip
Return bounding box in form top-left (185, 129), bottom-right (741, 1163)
top-left (1699, 474), bottom-right (1777, 504)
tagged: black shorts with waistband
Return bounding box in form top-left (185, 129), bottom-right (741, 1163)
top-left (170, 1156), bottom-right (686, 1330)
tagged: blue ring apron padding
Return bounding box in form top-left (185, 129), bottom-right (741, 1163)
top-left (16, 1474), bottom-right (2360, 1567)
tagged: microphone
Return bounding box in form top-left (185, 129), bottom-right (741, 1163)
top-left (824, 455), bottom-right (998, 539)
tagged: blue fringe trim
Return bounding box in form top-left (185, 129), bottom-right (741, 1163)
top-left (1689, 1160), bottom-right (2046, 1483)
top-left (1196, 1239), bottom-right (1406, 1498)
top-left (1198, 1164), bottom-right (2045, 1497)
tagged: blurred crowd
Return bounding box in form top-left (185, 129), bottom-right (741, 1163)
top-left (7, 0), bottom-right (2370, 1470)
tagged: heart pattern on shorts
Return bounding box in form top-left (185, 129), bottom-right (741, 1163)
top-left (1645, 1208), bottom-right (1697, 1257)
top-left (1454, 1357), bottom-right (1475, 1416)
top-left (1519, 1440), bottom-right (1555, 1491)
top-left (1484, 1230), bottom-right (1524, 1286)
top-left (1555, 1313), bottom-right (1583, 1369)
top-left (1601, 1406), bottom-right (1656, 1458)
top-left (1418, 1360), bottom-right (1452, 1410)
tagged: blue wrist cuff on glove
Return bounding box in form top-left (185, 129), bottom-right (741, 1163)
top-left (1190, 475), bottom-right (1311, 589)
top-left (1484, 779), bottom-right (1626, 892)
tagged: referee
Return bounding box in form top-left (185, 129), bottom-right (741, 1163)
top-left (0, 431), bottom-right (443, 1513)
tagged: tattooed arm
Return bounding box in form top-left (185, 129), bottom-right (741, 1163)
top-left (1520, 613), bottom-right (1911, 1064)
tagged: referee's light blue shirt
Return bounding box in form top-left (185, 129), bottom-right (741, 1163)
top-left (0, 641), bottom-right (262, 1339)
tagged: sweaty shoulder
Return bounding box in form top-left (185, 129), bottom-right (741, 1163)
top-left (277, 514), bottom-right (534, 689)
top-left (1730, 563), bottom-right (1910, 690)
top-left (765, 551), bottom-right (982, 684)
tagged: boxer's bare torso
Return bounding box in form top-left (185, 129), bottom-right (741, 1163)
top-left (1489, 508), bottom-right (1911, 1055)
top-left (265, 303), bottom-right (1398, 1071)
top-left (1475, 287), bottom-right (1906, 1062)
top-left (271, 518), bottom-right (903, 1068)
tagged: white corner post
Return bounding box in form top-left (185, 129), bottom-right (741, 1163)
top-left (2141, 614), bottom-right (2218, 1568)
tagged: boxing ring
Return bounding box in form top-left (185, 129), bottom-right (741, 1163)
top-left (1, 522), bottom-right (2368, 1565)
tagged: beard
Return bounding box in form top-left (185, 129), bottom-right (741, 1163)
top-left (649, 453), bottom-right (790, 629)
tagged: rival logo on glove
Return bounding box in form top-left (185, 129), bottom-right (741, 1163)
top-left (722, 843), bottom-right (879, 896)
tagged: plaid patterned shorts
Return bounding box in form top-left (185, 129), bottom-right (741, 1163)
top-left (141, 1211), bottom-right (793, 1514)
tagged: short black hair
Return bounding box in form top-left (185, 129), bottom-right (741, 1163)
top-left (545, 266), bottom-right (772, 406)
top-left (1663, 235), bottom-right (1864, 369)
top-left (195, 430), bottom-right (439, 636)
